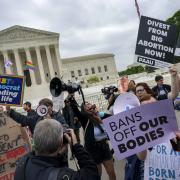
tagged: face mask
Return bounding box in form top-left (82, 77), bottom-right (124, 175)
top-left (98, 111), bottom-right (105, 118)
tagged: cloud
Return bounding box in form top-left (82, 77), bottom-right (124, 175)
top-left (0, 0), bottom-right (179, 71)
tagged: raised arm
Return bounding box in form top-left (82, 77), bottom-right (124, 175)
top-left (168, 67), bottom-right (179, 100)
top-left (136, 150), bottom-right (147, 160)
top-left (7, 108), bottom-right (38, 128)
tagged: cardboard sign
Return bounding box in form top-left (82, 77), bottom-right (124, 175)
top-left (144, 142), bottom-right (180, 180)
top-left (135, 16), bottom-right (177, 68)
top-left (52, 92), bottom-right (64, 112)
top-left (103, 99), bottom-right (178, 160)
top-left (0, 112), bottom-right (30, 180)
top-left (0, 75), bottom-right (24, 106)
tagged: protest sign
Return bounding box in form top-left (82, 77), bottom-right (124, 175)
top-left (144, 142), bottom-right (180, 180)
top-left (0, 112), bottom-right (30, 180)
top-left (103, 99), bottom-right (178, 160)
top-left (113, 93), bottom-right (140, 115)
top-left (52, 92), bottom-right (64, 112)
top-left (135, 16), bottom-right (177, 68)
top-left (0, 75), bottom-right (24, 106)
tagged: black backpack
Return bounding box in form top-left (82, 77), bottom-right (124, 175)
top-left (14, 153), bottom-right (73, 180)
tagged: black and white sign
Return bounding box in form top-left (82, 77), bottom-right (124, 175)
top-left (135, 16), bottom-right (177, 68)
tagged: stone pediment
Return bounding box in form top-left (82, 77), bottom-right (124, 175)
top-left (0, 25), bottom-right (59, 42)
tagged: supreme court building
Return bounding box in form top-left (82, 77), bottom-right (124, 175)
top-left (0, 25), bottom-right (118, 102)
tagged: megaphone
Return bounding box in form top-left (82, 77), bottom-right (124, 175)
top-left (50, 77), bottom-right (82, 97)
top-left (36, 105), bottom-right (48, 116)
top-left (50, 77), bottom-right (63, 97)
top-left (50, 77), bottom-right (86, 104)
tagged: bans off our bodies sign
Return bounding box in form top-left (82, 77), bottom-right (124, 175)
top-left (0, 75), bottom-right (24, 106)
top-left (103, 100), bottom-right (178, 160)
top-left (135, 16), bottom-right (177, 68)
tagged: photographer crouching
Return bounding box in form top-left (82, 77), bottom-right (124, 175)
top-left (14, 119), bottom-right (100, 180)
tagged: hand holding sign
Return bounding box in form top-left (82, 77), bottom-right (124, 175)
top-left (103, 99), bottom-right (178, 160)
top-left (135, 16), bottom-right (177, 68)
top-left (0, 75), bottom-right (24, 106)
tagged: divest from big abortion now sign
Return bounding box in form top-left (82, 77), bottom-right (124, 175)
top-left (144, 142), bottom-right (180, 180)
top-left (103, 100), bottom-right (178, 160)
top-left (135, 16), bottom-right (177, 68)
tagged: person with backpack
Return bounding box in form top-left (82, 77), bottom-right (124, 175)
top-left (14, 119), bottom-right (100, 180)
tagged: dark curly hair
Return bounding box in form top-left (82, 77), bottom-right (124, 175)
top-left (135, 83), bottom-right (155, 97)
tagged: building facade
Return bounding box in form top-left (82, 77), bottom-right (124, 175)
top-left (62, 54), bottom-right (118, 86)
top-left (0, 26), bottom-right (118, 102)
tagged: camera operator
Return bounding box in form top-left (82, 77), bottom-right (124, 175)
top-left (62, 94), bottom-right (81, 161)
top-left (14, 119), bottom-right (100, 180)
top-left (62, 96), bottom-right (81, 144)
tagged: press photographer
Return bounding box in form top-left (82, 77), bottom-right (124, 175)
top-left (14, 119), bottom-right (100, 180)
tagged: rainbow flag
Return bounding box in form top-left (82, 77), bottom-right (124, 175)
top-left (25, 60), bottom-right (35, 71)
top-left (4, 59), bottom-right (13, 68)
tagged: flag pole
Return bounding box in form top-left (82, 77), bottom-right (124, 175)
top-left (135, 0), bottom-right (141, 20)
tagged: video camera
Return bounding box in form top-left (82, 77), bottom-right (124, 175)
top-left (101, 86), bottom-right (118, 100)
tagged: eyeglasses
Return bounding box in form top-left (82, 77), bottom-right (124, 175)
top-left (136, 89), bottom-right (145, 94)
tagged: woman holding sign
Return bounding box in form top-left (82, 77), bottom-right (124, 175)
top-left (135, 67), bottom-right (179, 101)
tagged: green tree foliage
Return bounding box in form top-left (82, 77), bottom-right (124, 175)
top-left (166, 10), bottom-right (180, 40)
top-left (145, 66), bottom-right (157, 73)
top-left (87, 75), bottom-right (100, 84)
top-left (118, 65), bottom-right (145, 76)
top-left (166, 10), bottom-right (180, 64)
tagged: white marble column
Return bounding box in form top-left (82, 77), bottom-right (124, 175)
top-left (35, 46), bottom-right (46, 83)
top-left (45, 45), bottom-right (54, 79)
top-left (14, 49), bottom-right (23, 75)
top-left (2, 50), bottom-right (12, 74)
top-left (25, 48), bottom-right (36, 85)
top-left (54, 44), bottom-right (63, 76)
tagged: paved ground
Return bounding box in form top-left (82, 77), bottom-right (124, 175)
top-left (69, 110), bottom-right (180, 180)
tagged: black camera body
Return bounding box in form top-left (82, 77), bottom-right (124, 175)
top-left (101, 86), bottom-right (118, 100)
top-left (65, 82), bottom-right (80, 94)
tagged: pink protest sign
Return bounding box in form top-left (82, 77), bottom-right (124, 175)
top-left (103, 99), bottom-right (178, 160)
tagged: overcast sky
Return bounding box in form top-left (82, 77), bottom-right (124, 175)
top-left (0, 0), bottom-right (179, 71)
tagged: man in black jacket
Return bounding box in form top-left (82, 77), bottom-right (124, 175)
top-left (6, 98), bottom-right (67, 135)
top-left (152, 75), bottom-right (171, 100)
top-left (14, 119), bottom-right (100, 180)
top-left (23, 101), bottom-right (36, 117)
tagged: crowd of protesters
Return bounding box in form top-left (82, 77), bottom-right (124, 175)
top-left (0, 66), bottom-right (179, 180)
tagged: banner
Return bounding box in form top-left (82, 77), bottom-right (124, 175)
top-left (144, 142), bottom-right (180, 180)
top-left (103, 99), bottom-right (178, 160)
top-left (0, 75), bottom-right (24, 106)
top-left (135, 16), bottom-right (177, 68)
top-left (0, 112), bottom-right (30, 180)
